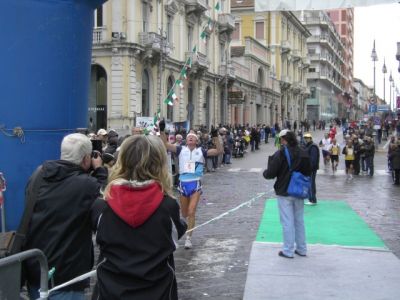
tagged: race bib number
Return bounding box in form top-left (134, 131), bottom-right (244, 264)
top-left (184, 161), bottom-right (195, 173)
top-left (347, 148), bottom-right (353, 156)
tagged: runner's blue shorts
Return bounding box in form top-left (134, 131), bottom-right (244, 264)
top-left (178, 180), bottom-right (202, 197)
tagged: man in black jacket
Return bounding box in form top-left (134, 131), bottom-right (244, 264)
top-left (23, 133), bottom-right (108, 300)
top-left (263, 130), bottom-right (311, 258)
top-left (304, 132), bottom-right (319, 205)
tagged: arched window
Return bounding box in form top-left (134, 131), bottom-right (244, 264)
top-left (142, 70), bottom-right (150, 116)
top-left (167, 76), bottom-right (174, 121)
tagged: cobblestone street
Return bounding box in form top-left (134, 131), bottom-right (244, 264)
top-left (175, 129), bottom-right (400, 300)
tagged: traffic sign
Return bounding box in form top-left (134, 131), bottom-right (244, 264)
top-left (368, 104), bottom-right (377, 113)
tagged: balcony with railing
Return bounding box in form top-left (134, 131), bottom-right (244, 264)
top-left (291, 49), bottom-right (301, 61)
top-left (218, 61), bottom-right (236, 79)
top-left (185, 51), bottom-right (209, 72)
top-left (139, 32), bottom-right (171, 56)
top-left (291, 81), bottom-right (303, 93)
top-left (244, 37), bottom-right (271, 64)
top-left (302, 57), bottom-right (311, 67)
top-left (218, 13), bottom-right (235, 33)
top-left (302, 86), bottom-right (311, 96)
top-left (280, 74), bottom-right (291, 89)
top-left (307, 70), bottom-right (343, 91)
top-left (93, 27), bottom-right (107, 44)
top-left (184, 0), bottom-right (208, 15)
top-left (281, 40), bottom-right (291, 53)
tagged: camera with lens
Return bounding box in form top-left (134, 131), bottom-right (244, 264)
top-left (91, 139), bottom-right (103, 159)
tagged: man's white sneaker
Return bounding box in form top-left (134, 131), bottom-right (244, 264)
top-left (305, 201), bottom-right (316, 206)
top-left (184, 238), bottom-right (192, 249)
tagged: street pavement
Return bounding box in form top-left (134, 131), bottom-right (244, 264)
top-left (174, 128), bottom-right (400, 300)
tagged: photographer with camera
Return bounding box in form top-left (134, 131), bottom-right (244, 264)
top-left (159, 120), bottom-right (223, 249)
top-left (22, 133), bottom-right (108, 300)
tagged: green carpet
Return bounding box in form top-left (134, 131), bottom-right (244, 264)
top-left (256, 199), bottom-right (385, 248)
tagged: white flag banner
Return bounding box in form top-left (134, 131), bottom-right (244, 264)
top-left (255, 0), bottom-right (398, 11)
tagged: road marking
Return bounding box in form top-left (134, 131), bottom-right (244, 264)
top-left (227, 168), bottom-right (262, 173)
top-left (248, 168), bottom-right (262, 173)
top-left (187, 191), bottom-right (271, 233)
top-left (317, 169), bottom-right (391, 176)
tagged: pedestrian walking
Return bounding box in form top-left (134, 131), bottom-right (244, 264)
top-left (319, 133), bottom-right (331, 167)
top-left (93, 135), bottom-right (187, 300)
top-left (159, 120), bottom-right (223, 249)
top-left (352, 135), bottom-right (361, 175)
top-left (389, 140), bottom-right (400, 185)
top-left (364, 137), bottom-right (375, 176)
top-left (263, 130), bottom-right (312, 258)
top-left (264, 125), bottom-right (271, 143)
top-left (343, 140), bottom-right (355, 180)
top-left (328, 138), bottom-right (340, 173)
top-left (303, 133), bottom-right (319, 205)
top-left (23, 133), bottom-right (108, 300)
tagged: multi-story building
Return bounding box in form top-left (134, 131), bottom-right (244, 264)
top-left (326, 8), bottom-right (354, 120)
top-left (89, 0), bottom-right (235, 132)
top-left (231, 0), bottom-right (310, 127)
top-left (296, 10), bottom-right (346, 122)
top-left (353, 78), bottom-right (371, 120)
top-left (229, 37), bottom-right (281, 126)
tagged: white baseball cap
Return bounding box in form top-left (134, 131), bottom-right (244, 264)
top-left (97, 129), bottom-right (107, 136)
top-left (278, 129), bottom-right (290, 138)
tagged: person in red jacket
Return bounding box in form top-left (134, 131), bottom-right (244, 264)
top-left (94, 135), bottom-right (187, 300)
top-left (328, 125), bottom-right (337, 140)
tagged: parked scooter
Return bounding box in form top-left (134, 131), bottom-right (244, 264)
top-left (233, 137), bottom-right (245, 158)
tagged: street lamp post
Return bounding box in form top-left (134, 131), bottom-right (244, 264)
top-left (389, 71), bottom-right (393, 110)
top-left (396, 42), bottom-right (400, 73)
top-left (392, 81), bottom-right (395, 111)
top-left (371, 40), bottom-right (378, 104)
top-left (382, 57), bottom-right (387, 103)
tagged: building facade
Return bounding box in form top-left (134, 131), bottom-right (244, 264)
top-left (353, 78), bottom-right (371, 120)
top-left (327, 8), bottom-right (355, 120)
top-left (296, 10), bottom-right (346, 123)
top-left (90, 0), bottom-right (235, 132)
top-left (229, 37), bottom-right (281, 126)
top-left (231, 0), bottom-right (310, 128)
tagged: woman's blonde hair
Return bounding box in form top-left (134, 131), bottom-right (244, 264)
top-left (104, 135), bottom-right (172, 198)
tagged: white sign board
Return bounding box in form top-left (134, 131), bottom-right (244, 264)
top-left (136, 117), bottom-right (154, 130)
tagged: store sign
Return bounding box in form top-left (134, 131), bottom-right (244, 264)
top-left (228, 91), bottom-right (244, 104)
top-left (377, 105), bottom-right (389, 112)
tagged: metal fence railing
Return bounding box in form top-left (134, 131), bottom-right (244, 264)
top-left (0, 249), bottom-right (48, 300)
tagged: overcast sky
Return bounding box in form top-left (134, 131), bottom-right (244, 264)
top-left (354, 3), bottom-right (400, 105)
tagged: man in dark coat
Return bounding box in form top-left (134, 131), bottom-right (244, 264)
top-left (389, 141), bottom-right (400, 185)
top-left (303, 132), bottom-right (320, 205)
top-left (23, 133), bottom-right (108, 300)
top-left (263, 130), bottom-right (311, 258)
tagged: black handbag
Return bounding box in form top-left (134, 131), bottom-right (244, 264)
top-left (0, 166), bottom-right (43, 258)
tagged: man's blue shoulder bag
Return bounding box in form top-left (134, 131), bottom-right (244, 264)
top-left (283, 147), bottom-right (311, 199)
